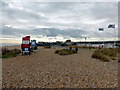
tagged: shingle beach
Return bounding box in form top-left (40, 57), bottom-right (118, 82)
top-left (2, 46), bottom-right (118, 88)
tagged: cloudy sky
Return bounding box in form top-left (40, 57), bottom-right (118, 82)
top-left (1, 0), bottom-right (118, 43)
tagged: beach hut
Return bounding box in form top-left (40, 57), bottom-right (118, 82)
top-left (30, 40), bottom-right (37, 51)
top-left (21, 36), bottom-right (31, 55)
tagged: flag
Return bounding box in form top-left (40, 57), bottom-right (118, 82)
top-left (108, 24), bottom-right (115, 28)
top-left (99, 28), bottom-right (104, 31)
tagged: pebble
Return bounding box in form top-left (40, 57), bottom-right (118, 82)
top-left (2, 48), bottom-right (118, 88)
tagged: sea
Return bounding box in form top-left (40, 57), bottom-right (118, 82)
top-left (0, 43), bottom-right (20, 47)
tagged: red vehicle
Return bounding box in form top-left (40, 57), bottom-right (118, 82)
top-left (21, 36), bottom-right (31, 55)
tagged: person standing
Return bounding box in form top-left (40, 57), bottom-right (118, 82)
top-left (75, 47), bottom-right (78, 53)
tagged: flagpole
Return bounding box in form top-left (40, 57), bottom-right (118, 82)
top-left (108, 24), bottom-right (116, 48)
top-left (114, 24), bottom-right (116, 48)
top-left (99, 28), bottom-right (104, 48)
top-left (114, 27), bottom-right (116, 48)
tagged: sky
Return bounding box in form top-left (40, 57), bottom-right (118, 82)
top-left (1, 0), bottom-right (119, 43)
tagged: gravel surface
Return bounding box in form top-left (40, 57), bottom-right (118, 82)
top-left (2, 46), bottom-right (118, 88)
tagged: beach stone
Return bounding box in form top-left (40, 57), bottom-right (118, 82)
top-left (2, 47), bottom-right (118, 88)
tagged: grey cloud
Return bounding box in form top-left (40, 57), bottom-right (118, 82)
top-left (2, 25), bottom-right (116, 40)
top-left (32, 28), bottom-right (88, 38)
top-left (2, 2), bottom-right (48, 21)
top-left (2, 26), bottom-right (88, 38)
top-left (2, 26), bottom-right (29, 35)
top-left (23, 2), bottom-right (74, 14)
top-left (90, 2), bottom-right (118, 21)
top-left (1, 1), bottom-right (118, 41)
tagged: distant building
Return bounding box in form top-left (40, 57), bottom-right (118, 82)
top-left (76, 41), bottom-right (120, 48)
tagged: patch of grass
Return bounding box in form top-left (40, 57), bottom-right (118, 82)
top-left (111, 57), bottom-right (116, 60)
top-left (2, 52), bottom-right (17, 58)
top-left (44, 46), bottom-right (51, 48)
top-left (1, 47), bottom-right (10, 55)
top-left (100, 48), bottom-right (117, 57)
top-left (78, 46), bottom-right (96, 49)
top-left (67, 45), bottom-right (96, 49)
top-left (55, 49), bottom-right (77, 55)
top-left (1, 47), bottom-right (21, 58)
top-left (117, 48), bottom-right (120, 53)
top-left (118, 59), bottom-right (120, 62)
top-left (92, 49), bottom-right (109, 62)
top-left (92, 48), bottom-right (118, 62)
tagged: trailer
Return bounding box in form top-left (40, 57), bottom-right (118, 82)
top-left (21, 36), bottom-right (31, 55)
